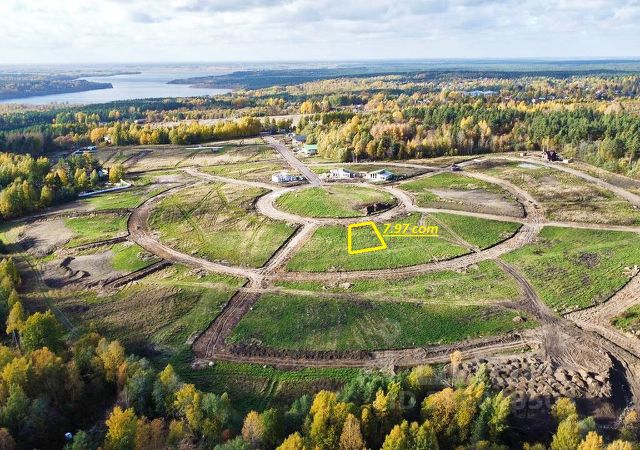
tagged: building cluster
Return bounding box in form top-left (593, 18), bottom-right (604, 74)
top-left (288, 133), bottom-right (318, 156)
top-left (271, 172), bottom-right (305, 183)
top-left (321, 167), bottom-right (395, 182)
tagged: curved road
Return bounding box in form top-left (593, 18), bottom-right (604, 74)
top-left (122, 143), bottom-right (640, 401)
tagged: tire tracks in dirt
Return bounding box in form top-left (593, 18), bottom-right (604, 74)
top-left (118, 142), bottom-right (640, 407)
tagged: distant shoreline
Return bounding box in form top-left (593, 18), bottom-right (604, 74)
top-left (0, 81), bottom-right (114, 101)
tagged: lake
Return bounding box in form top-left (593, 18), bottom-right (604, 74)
top-left (0, 69), bottom-right (231, 105)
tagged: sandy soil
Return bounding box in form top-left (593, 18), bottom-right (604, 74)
top-left (43, 251), bottom-right (124, 288)
top-left (19, 219), bottom-right (73, 256)
top-left (429, 188), bottom-right (524, 217)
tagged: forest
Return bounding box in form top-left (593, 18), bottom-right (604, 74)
top-left (0, 152), bottom-right (120, 219)
top-left (299, 102), bottom-right (640, 176)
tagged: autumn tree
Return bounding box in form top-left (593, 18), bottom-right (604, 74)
top-left (109, 164), bottom-right (125, 183)
top-left (20, 311), bottom-right (65, 353)
top-left (105, 406), bottom-right (138, 450)
top-left (551, 414), bottom-right (581, 450)
top-left (242, 411), bottom-right (265, 448)
top-left (578, 431), bottom-right (604, 450)
top-left (277, 432), bottom-right (306, 450)
top-left (339, 413), bottom-right (365, 450)
top-left (309, 390), bottom-right (352, 450)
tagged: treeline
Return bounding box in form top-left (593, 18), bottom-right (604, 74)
top-left (88, 116), bottom-right (265, 146)
top-left (0, 153), bottom-right (120, 219)
top-left (301, 103), bottom-right (640, 176)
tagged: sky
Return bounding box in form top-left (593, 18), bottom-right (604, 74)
top-left (1, 0), bottom-right (639, 64)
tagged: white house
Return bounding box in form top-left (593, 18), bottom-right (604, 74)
top-left (367, 169), bottom-right (394, 181)
top-left (328, 168), bottom-right (358, 179)
top-left (271, 172), bottom-right (300, 183)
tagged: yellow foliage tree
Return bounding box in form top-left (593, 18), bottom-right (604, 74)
top-left (104, 406), bottom-right (137, 450)
top-left (339, 413), bottom-right (365, 450)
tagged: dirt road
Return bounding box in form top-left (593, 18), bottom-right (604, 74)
top-left (263, 135), bottom-right (322, 186)
top-left (110, 138), bottom-right (640, 410)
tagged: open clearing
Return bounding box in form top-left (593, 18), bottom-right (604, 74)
top-left (42, 242), bottom-right (158, 287)
top-left (470, 160), bottom-right (640, 225)
top-left (502, 226), bottom-right (640, 313)
top-left (227, 292), bottom-right (535, 351)
top-left (150, 183), bottom-right (297, 267)
top-left (276, 185), bottom-right (397, 218)
top-left (15, 219), bottom-right (73, 256)
top-left (100, 138), bottom-right (276, 172)
top-left (64, 214), bottom-right (128, 247)
top-left (309, 163), bottom-right (426, 179)
top-left (286, 213), bottom-right (469, 272)
top-left (401, 173), bottom-right (524, 217)
top-left (286, 212), bottom-right (519, 272)
top-left (202, 160), bottom-right (296, 183)
top-left (37, 264), bottom-right (244, 359)
top-left (11, 135), bottom-right (640, 414)
top-left (275, 260), bottom-right (520, 304)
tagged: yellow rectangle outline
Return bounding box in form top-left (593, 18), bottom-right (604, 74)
top-left (347, 221), bottom-right (388, 255)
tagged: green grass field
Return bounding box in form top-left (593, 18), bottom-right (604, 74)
top-left (276, 185), bottom-right (396, 218)
top-left (48, 265), bottom-right (244, 356)
top-left (431, 213), bottom-right (521, 249)
top-left (111, 242), bottom-right (160, 272)
top-left (275, 260), bottom-right (520, 305)
top-left (64, 215), bottom-right (128, 248)
top-left (150, 183), bottom-right (297, 268)
top-left (202, 161), bottom-right (293, 183)
top-left (81, 186), bottom-right (164, 210)
top-left (502, 227), bottom-right (640, 313)
top-left (400, 172), bottom-right (521, 214)
top-left (228, 293), bottom-right (534, 351)
top-left (402, 172), bottom-right (503, 194)
top-left (286, 212), bottom-right (519, 272)
top-left (286, 213), bottom-right (469, 272)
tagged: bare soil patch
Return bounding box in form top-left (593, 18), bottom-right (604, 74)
top-left (19, 219), bottom-right (73, 256)
top-left (43, 251), bottom-right (124, 288)
top-left (429, 188), bottom-right (524, 217)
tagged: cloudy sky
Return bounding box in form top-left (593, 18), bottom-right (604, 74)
top-left (1, 0), bottom-right (639, 64)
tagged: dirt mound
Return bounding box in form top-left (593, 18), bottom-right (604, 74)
top-left (43, 251), bottom-right (123, 288)
top-left (456, 355), bottom-right (613, 417)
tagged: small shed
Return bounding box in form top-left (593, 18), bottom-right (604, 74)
top-left (302, 144), bottom-right (318, 156)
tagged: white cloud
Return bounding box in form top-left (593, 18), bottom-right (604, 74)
top-left (0, 0), bottom-right (638, 63)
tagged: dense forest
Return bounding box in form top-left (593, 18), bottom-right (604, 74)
top-left (298, 102), bottom-right (640, 176)
top-left (0, 152), bottom-right (121, 219)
